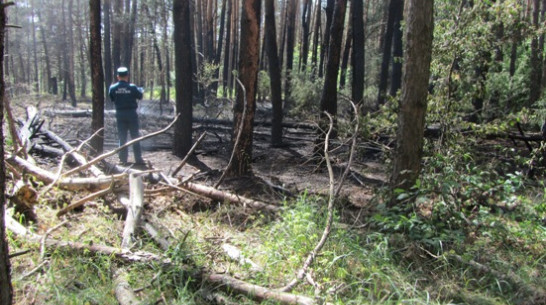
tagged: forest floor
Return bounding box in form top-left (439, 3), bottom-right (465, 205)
top-left (6, 96), bottom-right (546, 305)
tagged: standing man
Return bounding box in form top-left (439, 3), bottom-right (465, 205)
top-left (109, 67), bottom-right (145, 165)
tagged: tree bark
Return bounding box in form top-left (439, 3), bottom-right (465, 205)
top-left (90, 0), bottom-right (105, 156)
top-left (529, 0), bottom-right (542, 106)
top-left (352, 0), bottom-right (365, 106)
top-left (390, 0), bottom-right (404, 97)
top-left (226, 0), bottom-right (261, 176)
top-left (0, 2), bottom-right (13, 303)
top-left (265, 0), bottom-right (284, 146)
top-left (390, 0), bottom-right (434, 201)
top-left (173, 0), bottom-right (194, 158)
top-left (315, 0), bottom-right (347, 156)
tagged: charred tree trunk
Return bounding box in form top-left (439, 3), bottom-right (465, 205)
top-left (284, 0), bottom-right (297, 109)
top-left (390, 0), bottom-right (404, 97)
top-left (315, 0), bottom-right (347, 156)
top-left (90, 0), bottom-right (105, 155)
top-left (352, 0), bottom-right (365, 106)
top-left (265, 0), bottom-right (283, 146)
top-left (173, 0), bottom-right (194, 158)
top-left (300, 0), bottom-right (312, 72)
top-left (226, 0), bottom-right (261, 176)
top-left (319, 0), bottom-right (335, 78)
top-left (390, 0), bottom-right (434, 202)
top-left (103, 0), bottom-right (114, 109)
top-left (377, 0), bottom-right (402, 106)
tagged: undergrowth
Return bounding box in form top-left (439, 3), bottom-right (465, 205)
top-left (6, 117), bottom-right (546, 305)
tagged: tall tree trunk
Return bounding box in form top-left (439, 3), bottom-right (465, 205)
top-left (311, 0), bottom-right (321, 75)
top-left (222, 0), bottom-right (232, 97)
top-left (103, 0), bottom-right (114, 109)
top-left (226, 0), bottom-right (261, 177)
top-left (319, 0), bottom-right (335, 78)
top-left (390, 0), bottom-right (434, 201)
top-left (377, 0), bottom-right (402, 106)
top-left (0, 2), bottom-right (13, 303)
top-left (173, 0), bottom-right (194, 158)
top-left (90, 0), bottom-right (105, 155)
top-left (31, 8), bottom-right (39, 93)
top-left (339, 9), bottom-right (352, 89)
top-left (352, 0), bottom-right (365, 106)
top-left (214, 0), bottom-right (227, 94)
top-left (265, 0), bottom-right (283, 146)
top-left (112, 0), bottom-right (122, 69)
top-left (315, 0), bottom-right (347, 156)
top-left (390, 0), bottom-right (404, 97)
top-left (300, 0), bottom-right (312, 72)
top-left (529, 0), bottom-right (542, 106)
top-left (284, 0), bottom-right (297, 108)
top-left (64, 0), bottom-right (77, 105)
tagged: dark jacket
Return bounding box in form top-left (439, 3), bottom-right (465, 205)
top-left (109, 80), bottom-right (143, 111)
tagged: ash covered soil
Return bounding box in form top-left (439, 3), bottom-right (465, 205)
top-left (36, 98), bottom-right (385, 212)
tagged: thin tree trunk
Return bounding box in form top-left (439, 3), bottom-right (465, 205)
top-left (319, 0), bottom-right (335, 78)
top-left (311, 0), bottom-right (321, 75)
top-left (284, 0), bottom-right (297, 108)
top-left (265, 0), bottom-right (284, 146)
top-left (173, 0), bottom-right (194, 158)
top-left (103, 0), bottom-right (114, 109)
top-left (529, 0), bottom-right (542, 106)
top-left (339, 8), bottom-right (352, 89)
top-left (226, 0), bottom-right (261, 176)
top-left (377, 0), bottom-right (402, 106)
top-left (300, 0), bottom-right (311, 72)
top-left (0, 2), bottom-right (13, 303)
top-left (352, 0), bottom-right (365, 106)
top-left (390, 0), bottom-right (434, 201)
top-left (315, 0), bottom-right (347, 156)
top-left (222, 0), bottom-right (232, 97)
top-left (390, 0), bottom-right (404, 97)
top-left (90, 0), bottom-right (105, 155)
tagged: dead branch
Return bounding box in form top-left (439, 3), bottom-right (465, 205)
top-left (5, 216), bottom-right (171, 265)
top-left (61, 114), bottom-right (179, 177)
top-left (56, 184), bottom-right (113, 217)
top-left (180, 181), bottom-right (280, 212)
top-left (6, 155), bottom-right (126, 191)
top-left (171, 131), bottom-right (208, 177)
top-left (280, 103), bottom-right (360, 293)
top-left (41, 127), bottom-right (104, 177)
top-left (205, 273), bottom-right (322, 305)
top-left (121, 174), bottom-right (144, 250)
top-left (113, 268), bottom-right (140, 305)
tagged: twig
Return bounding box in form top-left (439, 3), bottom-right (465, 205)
top-left (279, 112), bottom-right (336, 292)
top-left (280, 102), bottom-right (360, 292)
top-left (171, 131), bottom-right (208, 177)
top-left (56, 183), bottom-right (114, 217)
top-left (40, 220), bottom-right (69, 260)
top-left (8, 249), bottom-right (32, 259)
top-left (62, 114), bottom-right (179, 177)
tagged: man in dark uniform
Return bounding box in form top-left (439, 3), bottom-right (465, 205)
top-left (109, 67), bottom-right (145, 165)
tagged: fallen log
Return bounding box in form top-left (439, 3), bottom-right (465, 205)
top-left (205, 273), bottom-right (319, 305)
top-left (180, 182), bottom-right (280, 213)
top-left (121, 174), bottom-right (144, 249)
top-left (40, 128), bottom-right (103, 177)
top-left (5, 215), bottom-right (170, 265)
top-left (6, 155), bottom-right (126, 191)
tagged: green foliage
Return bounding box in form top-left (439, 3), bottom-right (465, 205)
top-left (287, 70), bottom-right (323, 119)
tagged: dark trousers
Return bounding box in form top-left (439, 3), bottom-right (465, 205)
top-left (116, 110), bottom-right (143, 163)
